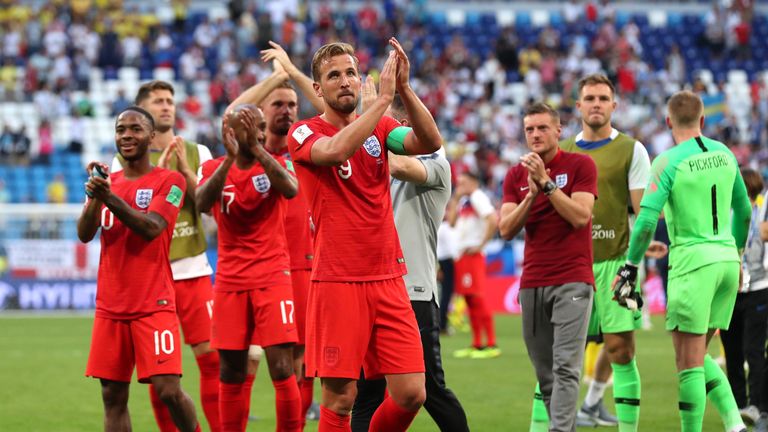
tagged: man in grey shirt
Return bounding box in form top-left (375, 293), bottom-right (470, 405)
top-left (351, 94), bottom-right (470, 432)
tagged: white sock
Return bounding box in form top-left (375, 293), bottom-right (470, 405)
top-left (584, 380), bottom-right (608, 407)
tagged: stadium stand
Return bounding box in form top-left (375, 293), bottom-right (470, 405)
top-left (1, 0), bottom-right (768, 242)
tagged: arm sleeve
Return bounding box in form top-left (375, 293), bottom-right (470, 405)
top-left (287, 122), bottom-right (324, 164)
top-left (198, 159), bottom-right (217, 187)
top-left (196, 144), bottom-right (213, 180)
top-left (502, 168), bottom-right (521, 204)
top-left (148, 172), bottom-right (186, 226)
top-left (111, 156), bottom-right (124, 173)
top-left (627, 155), bottom-right (675, 264)
top-left (731, 166), bottom-right (752, 251)
top-left (639, 154), bottom-right (674, 212)
top-left (626, 205), bottom-right (661, 265)
top-left (628, 141), bottom-right (651, 190)
top-left (470, 189), bottom-right (495, 217)
top-left (417, 155), bottom-right (449, 189)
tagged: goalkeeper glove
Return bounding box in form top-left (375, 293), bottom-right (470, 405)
top-left (613, 263), bottom-right (643, 311)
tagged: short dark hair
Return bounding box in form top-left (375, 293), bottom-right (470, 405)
top-left (741, 168), bottom-right (764, 201)
top-left (578, 74), bottom-right (616, 98)
top-left (524, 102), bottom-right (560, 124)
top-left (116, 106), bottom-right (156, 130)
top-left (135, 80), bottom-right (175, 105)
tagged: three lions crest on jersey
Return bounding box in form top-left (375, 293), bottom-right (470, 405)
top-left (363, 136), bottom-right (382, 157)
top-left (252, 174), bottom-right (271, 194)
top-left (135, 189), bottom-right (153, 209)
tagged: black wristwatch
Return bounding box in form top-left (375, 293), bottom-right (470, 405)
top-left (542, 180), bottom-right (557, 196)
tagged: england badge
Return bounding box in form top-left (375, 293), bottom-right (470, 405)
top-left (135, 189), bottom-right (153, 209)
top-left (252, 174), bottom-right (271, 193)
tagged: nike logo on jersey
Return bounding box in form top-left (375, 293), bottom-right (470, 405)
top-left (520, 186), bottom-right (529, 191)
top-left (572, 296), bottom-right (584, 301)
top-left (157, 358), bottom-right (170, 364)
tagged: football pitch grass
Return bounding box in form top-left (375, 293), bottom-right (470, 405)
top-left (0, 312), bottom-right (726, 431)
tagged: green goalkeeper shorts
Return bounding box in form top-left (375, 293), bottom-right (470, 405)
top-left (665, 261), bottom-right (739, 334)
top-left (587, 255), bottom-right (642, 337)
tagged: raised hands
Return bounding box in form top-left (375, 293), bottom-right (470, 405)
top-left (260, 41), bottom-right (294, 77)
top-left (237, 109), bottom-right (262, 146)
top-left (378, 50), bottom-right (398, 104)
top-left (361, 74), bottom-right (378, 113)
top-left (389, 37), bottom-right (410, 91)
top-left (520, 152), bottom-right (551, 187)
top-left (85, 161), bottom-right (111, 201)
top-left (221, 125), bottom-right (239, 160)
top-left (157, 136), bottom-right (191, 173)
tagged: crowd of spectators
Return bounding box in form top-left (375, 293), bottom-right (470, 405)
top-left (0, 0), bottom-right (767, 204)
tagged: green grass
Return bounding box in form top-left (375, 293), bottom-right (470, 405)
top-left (0, 313), bottom-right (726, 431)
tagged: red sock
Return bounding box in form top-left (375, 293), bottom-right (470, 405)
top-left (299, 377), bottom-right (315, 427)
top-left (465, 295), bottom-right (484, 348)
top-left (319, 405), bottom-right (351, 431)
top-left (149, 383), bottom-right (176, 432)
top-left (219, 382), bottom-right (245, 432)
top-left (196, 351), bottom-right (221, 432)
top-left (471, 296), bottom-right (495, 347)
top-left (194, 424), bottom-right (201, 432)
top-left (369, 396), bottom-right (419, 432)
top-left (482, 307), bottom-right (496, 347)
top-left (240, 374), bottom-right (255, 430)
top-left (273, 376), bottom-right (302, 431)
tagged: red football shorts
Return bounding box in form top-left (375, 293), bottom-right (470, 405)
top-left (86, 311), bottom-right (183, 383)
top-left (305, 277), bottom-right (425, 380)
top-left (174, 276), bottom-right (214, 345)
top-left (454, 252), bottom-right (487, 296)
top-left (291, 269), bottom-right (310, 345)
top-left (211, 285), bottom-right (298, 350)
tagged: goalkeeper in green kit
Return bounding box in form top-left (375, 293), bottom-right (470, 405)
top-left (613, 90), bottom-right (752, 432)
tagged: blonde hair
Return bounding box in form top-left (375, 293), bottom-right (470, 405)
top-left (667, 90), bottom-right (704, 128)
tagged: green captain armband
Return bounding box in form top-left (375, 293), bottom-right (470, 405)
top-left (386, 126), bottom-right (411, 155)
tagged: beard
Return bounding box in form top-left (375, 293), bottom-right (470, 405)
top-left (154, 122), bottom-right (173, 133)
top-left (584, 114), bottom-right (610, 130)
top-left (270, 119), bottom-right (293, 136)
top-left (326, 94), bottom-right (359, 114)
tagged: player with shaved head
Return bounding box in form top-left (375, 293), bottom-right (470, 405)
top-left (77, 107), bottom-right (201, 432)
top-left (196, 105), bottom-right (301, 431)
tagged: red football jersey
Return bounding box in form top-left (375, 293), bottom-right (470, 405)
top-left (286, 115), bottom-right (407, 282)
top-left (200, 156), bottom-right (292, 291)
top-left (502, 150), bottom-right (598, 289)
top-left (269, 147), bottom-right (314, 271)
top-left (95, 168), bottom-right (185, 319)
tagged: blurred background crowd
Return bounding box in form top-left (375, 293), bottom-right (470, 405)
top-left (0, 0), bottom-right (766, 207)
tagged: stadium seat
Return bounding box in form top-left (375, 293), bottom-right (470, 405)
top-left (515, 11), bottom-right (532, 29)
top-left (496, 10), bottom-right (515, 27)
top-left (531, 10), bottom-right (549, 27)
top-left (446, 9), bottom-right (466, 27)
top-left (648, 10), bottom-right (668, 28)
